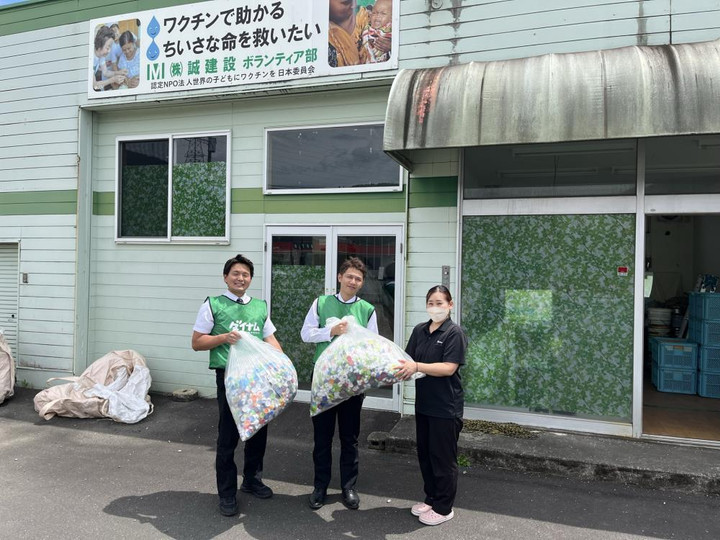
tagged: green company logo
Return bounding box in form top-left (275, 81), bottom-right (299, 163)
top-left (147, 63), bottom-right (165, 80)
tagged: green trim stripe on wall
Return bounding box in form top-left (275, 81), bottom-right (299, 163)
top-left (231, 188), bottom-right (405, 214)
top-left (408, 176), bottom-right (458, 208)
top-left (92, 187), bottom-right (406, 215)
top-left (0, 190), bottom-right (77, 215)
top-left (92, 180), bottom-right (459, 215)
top-left (0, 0), bottom-right (208, 37)
top-left (93, 191), bottom-right (115, 216)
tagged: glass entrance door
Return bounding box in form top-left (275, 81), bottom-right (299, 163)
top-left (267, 229), bottom-right (329, 391)
top-left (265, 225), bottom-right (403, 411)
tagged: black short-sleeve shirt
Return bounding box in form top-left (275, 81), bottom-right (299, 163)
top-left (405, 318), bottom-right (467, 418)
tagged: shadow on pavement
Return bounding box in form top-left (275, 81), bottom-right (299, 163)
top-left (104, 491), bottom-right (423, 540)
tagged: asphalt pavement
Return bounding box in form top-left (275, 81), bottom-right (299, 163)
top-left (3, 386), bottom-right (720, 539)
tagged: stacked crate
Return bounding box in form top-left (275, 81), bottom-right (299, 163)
top-left (688, 292), bottom-right (720, 398)
top-left (650, 337), bottom-right (698, 394)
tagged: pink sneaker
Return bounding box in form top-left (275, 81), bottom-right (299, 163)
top-left (410, 502), bottom-right (432, 516)
top-left (419, 509), bottom-right (454, 526)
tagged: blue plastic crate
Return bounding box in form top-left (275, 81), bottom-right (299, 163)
top-left (650, 338), bottom-right (697, 369)
top-left (651, 362), bottom-right (697, 394)
top-left (699, 346), bottom-right (720, 373)
top-left (698, 372), bottom-right (720, 398)
top-left (689, 292), bottom-right (720, 321)
top-left (688, 318), bottom-right (719, 345)
top-left (649, 336), bottom-right (678, 360)
top-left (688, 318), bottom-right (700, 344)
top-left (698, 320), bottom-right (720, 346)
top-left (651, 361), bottom-right (659, 388)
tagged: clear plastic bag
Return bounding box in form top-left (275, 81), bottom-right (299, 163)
top-left (310, 316), bottom-right (423, 416)
top-left (225, 331), bottom-right (298, 441)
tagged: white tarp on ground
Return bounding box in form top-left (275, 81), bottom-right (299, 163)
top-left (0, 332), bottom-right (14, 405)
top-left (33, 350), bottom-right (153, 424)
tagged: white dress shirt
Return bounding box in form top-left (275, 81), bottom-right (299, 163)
top-left (300, 293), bottom-right (378, 343)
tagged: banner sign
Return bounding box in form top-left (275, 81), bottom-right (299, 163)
top-left (88, 0), bottom-right (398, 99)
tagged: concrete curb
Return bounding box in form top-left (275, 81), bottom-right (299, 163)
top-left (381, 416), bottom-right (720, 496)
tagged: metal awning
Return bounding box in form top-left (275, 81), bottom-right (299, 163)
top-left (384, 39), bottom-right (720, 170)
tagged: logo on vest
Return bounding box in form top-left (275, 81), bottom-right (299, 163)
top-left (230, 320), bottom-right (261, 334)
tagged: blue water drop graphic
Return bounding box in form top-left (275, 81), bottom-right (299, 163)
top-left (147, 41), bottom-right (160, 61)
top-left (147, 16), bottom-right (160, 39)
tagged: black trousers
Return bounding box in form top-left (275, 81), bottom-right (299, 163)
top-left (312, 393), bottom-right (364, 491)
top-left (215, 369), bottom-right (267, 498)
top-left (415, 412), bottom-right (463, 516)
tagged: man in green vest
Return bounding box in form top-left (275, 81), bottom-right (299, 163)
top-left (192, 254), bottom-right (283, 517)
top-left (301, 257), bottom-right (378, 510)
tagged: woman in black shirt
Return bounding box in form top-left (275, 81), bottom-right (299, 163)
top-left (397, 285), bottom-right (467, 526)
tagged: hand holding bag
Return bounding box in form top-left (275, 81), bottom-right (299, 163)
top-left (310, 316), bottom-right (423, 416)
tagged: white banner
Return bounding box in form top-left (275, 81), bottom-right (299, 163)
top-left (88, 0), bottom-right (398, 99)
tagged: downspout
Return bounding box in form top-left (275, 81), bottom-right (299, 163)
top-left (74, 108), bottom-right (93, 376)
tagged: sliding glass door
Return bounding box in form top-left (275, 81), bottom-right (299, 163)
top-left (265, 225), bottom-right (404, 411)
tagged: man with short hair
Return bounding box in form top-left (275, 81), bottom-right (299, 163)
top-left (301, 257), bottom-right (378, 510)
top-left (192, 254), bottom-right (283, 517)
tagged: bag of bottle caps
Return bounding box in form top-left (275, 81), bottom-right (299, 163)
top-left (310, 316), bottom-right (423, 416)
top-left (225, 332), bottom-right (298, 441)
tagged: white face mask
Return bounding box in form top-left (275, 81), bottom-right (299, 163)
top-left (426, 307), bottom-right (450, 323)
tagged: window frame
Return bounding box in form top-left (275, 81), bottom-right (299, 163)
top-left (263, 121), bottom-right (403, 195)
top-left (114, 130), bottom-right (231, 244)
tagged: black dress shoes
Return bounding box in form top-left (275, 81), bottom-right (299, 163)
top-left (240, 479), bottom-right (273, 499)
top-left (218, 496), bottom-right (238, 516)
top-left (341, 489), bottom-right (360, 510)
top-left (309, 487), bottom-right (327, 509)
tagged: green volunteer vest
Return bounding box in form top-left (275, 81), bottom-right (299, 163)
top-left (312, 295), bottom-right (375, 362)
top-left (207, 295), bottom-right (268, 369)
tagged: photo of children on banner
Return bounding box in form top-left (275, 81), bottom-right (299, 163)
top-left (106, 22), bottom-right (123, 70)
top-left (328, 0), bottom-right (392, 67)
top-left (93, 25), bottom-right (125, 91)
top-left (117, 31), bottom-right (141, 88)
top-left (92, 19), bottom-right (141, 91)
top-left (360, 0), bottom-right (392, 63)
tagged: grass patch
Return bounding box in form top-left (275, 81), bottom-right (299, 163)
top-left (463, 419), bottom-right (538, 439)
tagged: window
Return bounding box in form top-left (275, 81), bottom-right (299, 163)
top-left (464, 140), bottom-right (637, 199)
top-left (116, 132), bottom-right (230, 242)
top-left (265, 123), bottom-right (401, 194)
top-left (645, 135), bottom-right (720, 195)
top-left (461, 214), bottom-right (635, 421)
